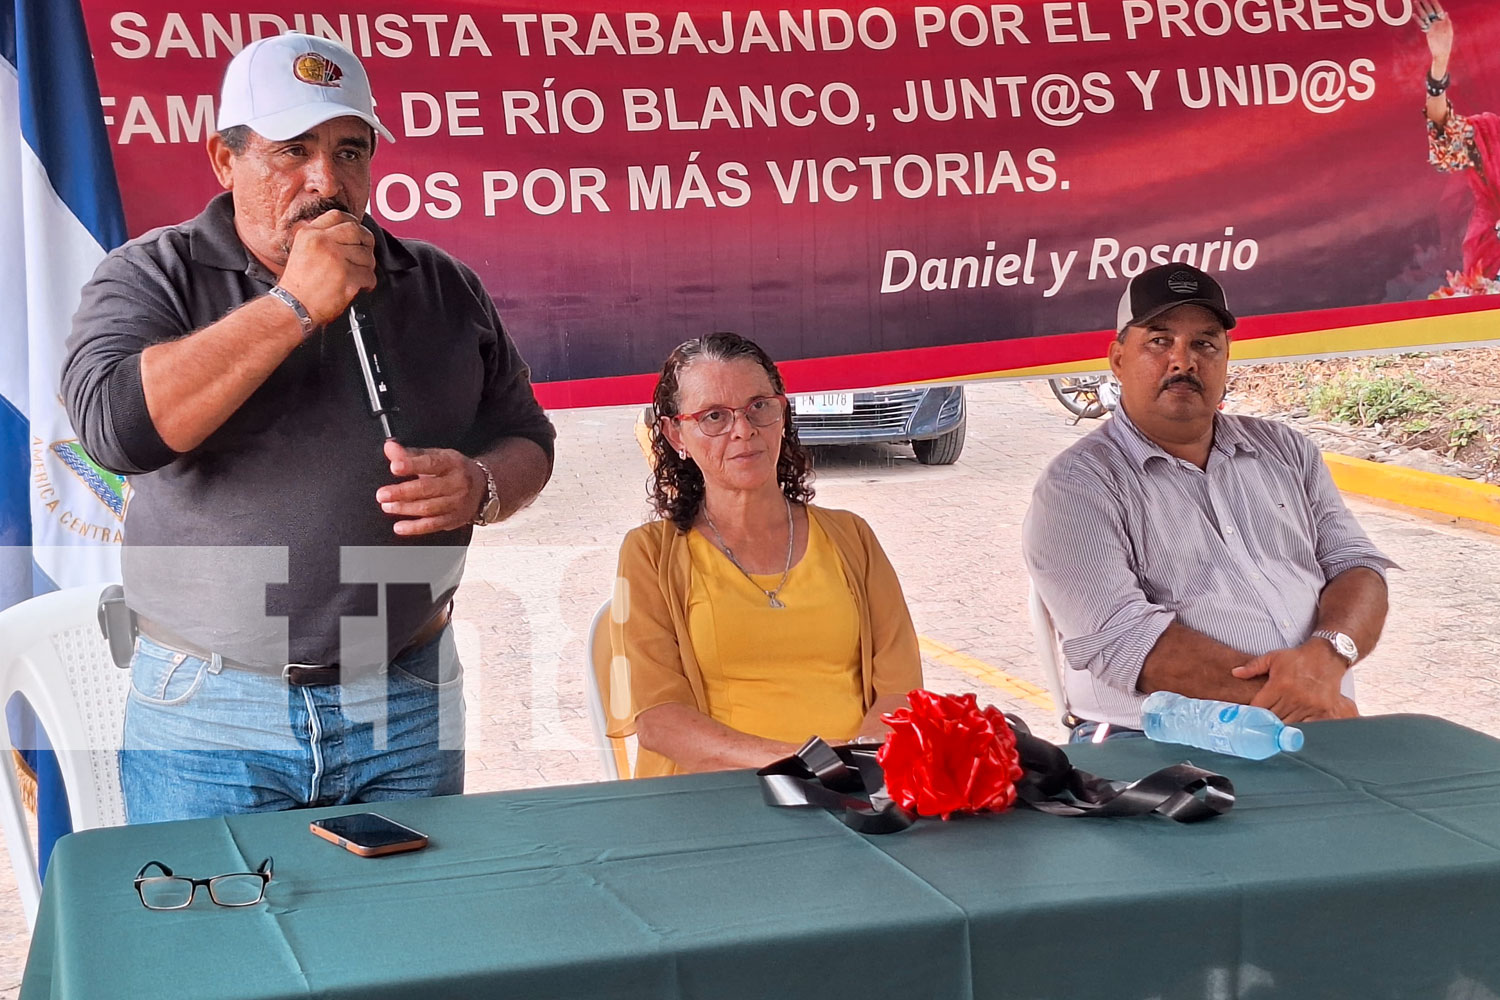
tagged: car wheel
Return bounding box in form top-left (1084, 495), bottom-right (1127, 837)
top-left (912, 422), bottom-right (965, 465)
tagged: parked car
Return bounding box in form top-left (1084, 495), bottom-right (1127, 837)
top-left (789, 385), bottom-right (966, 465)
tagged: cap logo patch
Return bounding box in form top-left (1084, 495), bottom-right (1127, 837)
top-left (292, 53), bottom-right (343, 88)
top-left (1167, 272), bottom-right (1199, 294)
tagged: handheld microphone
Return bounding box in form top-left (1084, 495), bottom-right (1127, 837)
top-left (348, 295), bottom-right (397, 439)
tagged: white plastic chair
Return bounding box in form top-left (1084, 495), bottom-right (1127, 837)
top-left (1027, 581), bottom-right (1076, 728)
top-left (583, 600), bottom-right (631, 780)
top-left (0, 585), bottom-right (131, 927)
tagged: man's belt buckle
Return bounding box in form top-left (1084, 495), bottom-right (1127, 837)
top-left (282, 662), bottom-right (340, 687)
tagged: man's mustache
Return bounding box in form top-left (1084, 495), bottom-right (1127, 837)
top-left (289, 197), bottom-right (352, 226)
top-left (1159, 374), bottom-right (1204, 394)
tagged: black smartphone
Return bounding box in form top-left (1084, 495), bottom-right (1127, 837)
top-left (310, 813), bottom-right (429, 857)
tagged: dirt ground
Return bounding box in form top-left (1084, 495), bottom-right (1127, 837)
top-left (1229, 346), bottom-right (1500, 483)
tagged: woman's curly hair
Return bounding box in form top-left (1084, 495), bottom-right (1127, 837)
top-left (649, 332), bottom-right (814, 531)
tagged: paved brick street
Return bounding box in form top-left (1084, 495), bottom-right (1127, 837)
top-left (1, 380), bottom-right (1497, 994)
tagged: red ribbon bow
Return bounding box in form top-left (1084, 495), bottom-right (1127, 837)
top-left (877, 690), bottom-right (1025, 820)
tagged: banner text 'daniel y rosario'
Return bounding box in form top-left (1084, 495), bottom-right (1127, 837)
top-left (81, 1), bottom-right (1500, 406)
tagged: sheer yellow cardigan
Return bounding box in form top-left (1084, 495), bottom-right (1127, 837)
top-left (608, 505), bottom-right (923, 777)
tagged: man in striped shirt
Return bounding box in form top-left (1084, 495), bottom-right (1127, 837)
top-left (1023, 264), bottom-right (1394, 741)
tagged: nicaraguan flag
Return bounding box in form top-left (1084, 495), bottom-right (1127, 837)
top-left (1, 0), bottom-right (128, 873)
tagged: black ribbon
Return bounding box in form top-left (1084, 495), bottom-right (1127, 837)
top-left (1008, 715), bottom-right (1235, 823)
top-left (758, 738), bottom-right (916, 834)
top-left (757, 717), bottom-right (1234, 834)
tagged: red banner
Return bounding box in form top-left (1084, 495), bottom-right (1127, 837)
top-left (81, 1), bottom-right (1500, 406)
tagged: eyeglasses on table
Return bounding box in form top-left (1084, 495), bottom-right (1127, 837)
top-left (134, 857), bottom-right (274, 910)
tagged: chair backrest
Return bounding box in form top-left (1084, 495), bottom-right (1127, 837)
top-left (1026, 582), bottom-right (1075, 728)
top-left (0, 585), bottom-right (131, 927)
top-left (583, 600), bottom-right (631, 780)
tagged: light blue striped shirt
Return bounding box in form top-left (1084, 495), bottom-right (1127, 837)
top-left (1023, 407), bottom-right (1395, 728)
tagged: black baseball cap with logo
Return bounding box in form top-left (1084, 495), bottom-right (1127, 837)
top-left (1116, 263), bottom-right (1237, 335)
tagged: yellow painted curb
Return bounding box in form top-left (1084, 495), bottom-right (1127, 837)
top-left (1323, 452), bottom-right (1500, 528)
top-left (633, 412), bottom-right (654, 464)
top-left (918, 636), bottom-right (1055, 711)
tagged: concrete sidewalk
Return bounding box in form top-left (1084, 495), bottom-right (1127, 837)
top-left (1, 381), bottom-right (1496, 995)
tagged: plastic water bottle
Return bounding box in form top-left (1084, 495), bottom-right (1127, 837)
top-left (1139, 692), bottom-right (1305, 760)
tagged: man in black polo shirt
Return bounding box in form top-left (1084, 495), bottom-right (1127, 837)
top-left (61, 33), bottom-right (555, 822)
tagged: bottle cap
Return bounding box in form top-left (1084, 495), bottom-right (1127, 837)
top-left (1278, 726), bottom-right (1305, 752)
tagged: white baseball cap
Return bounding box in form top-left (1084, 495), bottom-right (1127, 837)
top-left (216, 33), bottom-right (395, 143)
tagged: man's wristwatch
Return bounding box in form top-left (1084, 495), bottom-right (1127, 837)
top-left (1311, 629), bottom-right (1358, 666)
top-left (471, 459), bottom-right (502, 526)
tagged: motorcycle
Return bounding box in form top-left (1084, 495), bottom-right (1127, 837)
top-left (1048, 374), bottom-right (1120, 423)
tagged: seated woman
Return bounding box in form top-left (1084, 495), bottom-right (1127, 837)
top-left (610, 332), bottom-right (923, 776)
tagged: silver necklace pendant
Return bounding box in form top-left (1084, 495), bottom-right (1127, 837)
top-left (703, 496), bottom-right (794, 610)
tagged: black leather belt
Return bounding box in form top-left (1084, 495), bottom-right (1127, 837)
top-left (135, 609), bottom-right (451, 687)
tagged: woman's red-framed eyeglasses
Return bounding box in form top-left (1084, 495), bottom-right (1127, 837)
top-left (671, 394), bottom-right (788, 437)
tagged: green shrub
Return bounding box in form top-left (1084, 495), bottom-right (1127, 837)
top-left (1309, 371), bottom-right (1446, 427)
top-left (1447, 405), bottom-right (1492, 452)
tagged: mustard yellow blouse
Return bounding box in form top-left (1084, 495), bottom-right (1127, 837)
top-left (609, 505), bottom-right (923, 778)
top-left (685, 515), bottom-right (865, 745)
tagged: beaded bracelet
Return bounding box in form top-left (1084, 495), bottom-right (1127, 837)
top-left (1427, 72), bottom-right (1451, 98)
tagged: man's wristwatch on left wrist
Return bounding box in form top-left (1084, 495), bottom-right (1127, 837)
top-left (471, 459), bottom-right (502, 526)
top-left (1311, 629), bottom-right (1358, 666)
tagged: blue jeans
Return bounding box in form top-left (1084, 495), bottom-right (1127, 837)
top-left (119, 627), bottom-right (465, 824)
top-left (1069, 721), bottom-right (1148, 744)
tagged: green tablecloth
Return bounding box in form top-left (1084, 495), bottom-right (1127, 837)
top-left (21, 715), bottom-right (1500, 999)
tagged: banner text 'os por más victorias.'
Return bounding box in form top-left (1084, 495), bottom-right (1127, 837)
top-left (82, 1), bottom-right (1500, 405)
